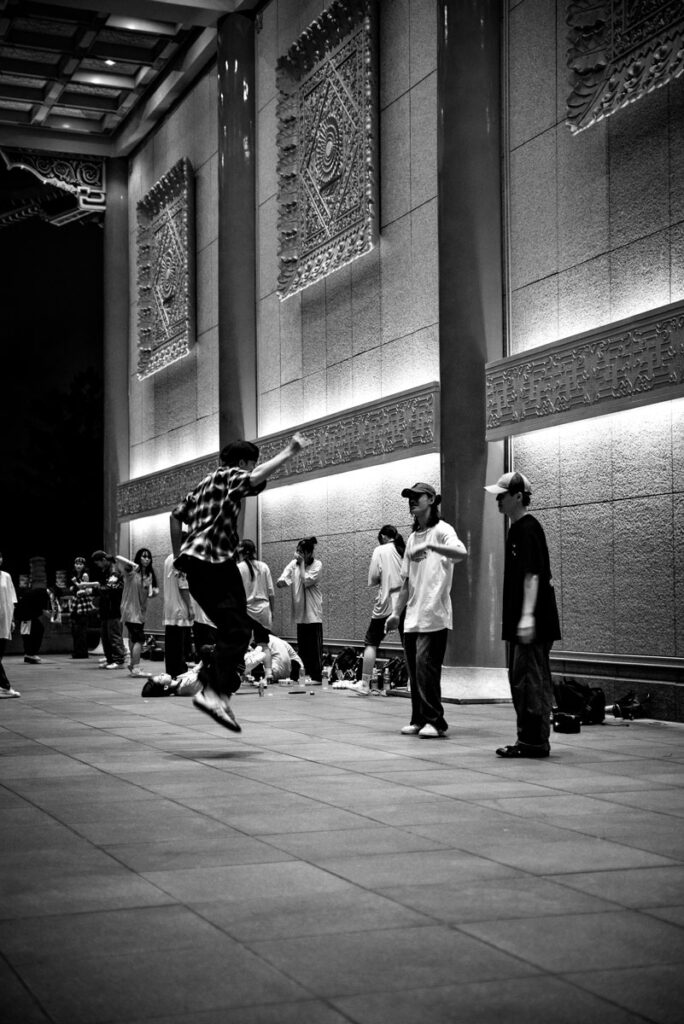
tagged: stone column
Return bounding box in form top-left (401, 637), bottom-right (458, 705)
top-left (437, 0), bottom-right (505, 667)
top-left (217, 14), bottom-right (257, 448)
top-left (217, 13), bottom-right (258, 542)
top-left (103, 157), bottom-right (129, 553)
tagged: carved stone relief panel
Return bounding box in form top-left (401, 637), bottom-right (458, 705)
top-left (0, 147), bottom-right (105, 226)
top-left (276, 0), bottom-right (378, 299)
top-left (566, 0), bottom-right (684, 133)
top-left (116, 384), bottom-right (439, 518)
top-left (486, 300), bottom-right (684, 439)
top-left (136, 158), bottom-right (195, 379)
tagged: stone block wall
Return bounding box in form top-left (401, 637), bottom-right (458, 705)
top-left (256, 0), bottom-right (442, 643)
top-left (506, 0), bottom-right (684, 658)
top-left (127, 65), bottom-right (220, 482)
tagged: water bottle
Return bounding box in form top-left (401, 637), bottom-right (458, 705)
top-left (321, 665), bottom-right (331, 689)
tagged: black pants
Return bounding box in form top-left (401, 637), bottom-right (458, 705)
top-left (507, 641), bottom-right (554, 750)
top-left (403, 629), bottom-right (449, 731)
top-left (71, 614), bottom-right (90, 658)
top-left (165, 625), bottom-right (192, 679)
top-left (296, 622), bottom-right (323, 681)
top-left (22, 618), bottom-right (44, 657)
top-left (183, 557), bottom-right (252, 697)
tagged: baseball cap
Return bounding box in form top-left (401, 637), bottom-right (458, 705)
top-left (91, 549), bottom-right (111, 561)
top-left (401, 482), bottom-right (441, 502)
top-left (484, 471), bottom-right (532, 496)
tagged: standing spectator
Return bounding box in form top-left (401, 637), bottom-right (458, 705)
top-left (348, 525), bottom-right (406, 696)
top-left (162, 552), bottom-right (193, 680)
top-left (277, 536), bottom-right (323, 683)
top-left (386, 483), bottom-right (467, 738)
top-left (17, 576), bottom-right (51, 664)
top-left (170, 432), bottom-right (309, 733)
top-left (484, 471), bottom-right (561, 759)
top-left (0, 551), bottom-right (20, 698)
top-left (89, 551), bottom-right (126, 669)
top-left (116, 549), bottom-right (159, 678)
top-left (69, 555), bottom-right (94, 659)
top-left (236, 539), bottom-right (275, 636)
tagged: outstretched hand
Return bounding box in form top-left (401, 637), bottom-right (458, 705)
top-left (290, 431), bottom-right (311, 452)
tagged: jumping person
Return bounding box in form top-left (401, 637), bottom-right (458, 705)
top-left (170, 432), bottom-right (309, 733)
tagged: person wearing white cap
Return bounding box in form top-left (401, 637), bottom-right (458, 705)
top-left (484, 471), bottom-right (561, 758)
top-left (385, 482), bottom-right (467, 738)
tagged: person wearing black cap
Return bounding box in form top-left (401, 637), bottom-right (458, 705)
top-left (385, 482), bottom-right (467, 738)
top-left (484, 471), bottom-right (561, 758)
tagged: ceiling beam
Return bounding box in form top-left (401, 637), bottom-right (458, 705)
top-left (19, 0), bottom-right (261, 30)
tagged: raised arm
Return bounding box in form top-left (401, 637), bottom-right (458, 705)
top-left (250, 432), bottom-right (309, 487)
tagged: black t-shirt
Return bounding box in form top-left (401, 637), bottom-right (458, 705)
top-left (502, 514), bottom-right (561, 643)
top-left (16, 587), bottom-right (50, 621)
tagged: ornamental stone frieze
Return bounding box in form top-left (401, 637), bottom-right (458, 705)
top-left (136, 158), bottom-right (195, 379)
top-left (485, 300), bottom-right (684, 440)
top-left (276, 0), bottom-right (378, 299)
top-left (566, 0), bottom-right (684, 133)
top-left (0, 147), bottom-right (105, 224)
top-left (116, 383), bottom-right (439, 519)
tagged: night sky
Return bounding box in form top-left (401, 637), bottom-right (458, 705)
top-left (0, 163), bottom-right (104, 584)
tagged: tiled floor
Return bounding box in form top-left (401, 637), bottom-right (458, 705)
top-left (1, 655), bottom-right (684, 1024)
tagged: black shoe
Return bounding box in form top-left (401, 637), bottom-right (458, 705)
top-left (496, 743), bottom-right (550, 759)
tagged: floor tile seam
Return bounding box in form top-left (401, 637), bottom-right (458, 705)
top-left (467, 790), bottom-right (684, 820)
top-left (0, 951), bottom-right (54, 1022)
top-left (544, 872), bottom-right (684, 914)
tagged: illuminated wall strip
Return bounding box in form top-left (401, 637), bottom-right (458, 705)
top-left (486, 299), bottom-right (684, 441)
top-left (117, 382), bottom-right (440, 519)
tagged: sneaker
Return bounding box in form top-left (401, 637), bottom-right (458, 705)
top-left (23, 655), bottom-right (42, 664)
top-left (331, 680), bottom-right (348, 689)
top-left (419, 723), bottom-right (447, 738)
top-left (105, 662), bottom-right (125, 670)
top-left (128, 668), bottom-right (147, 678)
top-left (98, 657), bottom-right (108, 664)
top-left (400, 724), bottom-right (421, 735)
top-left (347, 681), bottom-right (370, 696)
top-left (193, 689), bottom-right (241, 733)
top-left (0, 687), bottom-right (21, 698)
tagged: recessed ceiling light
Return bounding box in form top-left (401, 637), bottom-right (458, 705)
top-left (105, 59), bottom-right (115, 66)
top-left (62, 123), bottom-right (71, 129)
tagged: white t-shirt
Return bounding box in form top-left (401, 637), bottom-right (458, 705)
top-left (244, 634), bottom-right (303, 680)
top-left (238, 559), bottom-right (274, 628)
top-left (0, 570), bottom-right (17, 639)
top-left (163, 553), bottom-right (193, 627)
top-left (401, 521), bottom-right (460, 632)
top-left (368, 542), bottom-right (403, 618)
top-left (278, 558), bottom-right (323, 624)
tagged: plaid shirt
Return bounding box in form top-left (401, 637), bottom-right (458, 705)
top-left (172, 466), bottom-right (264, 564)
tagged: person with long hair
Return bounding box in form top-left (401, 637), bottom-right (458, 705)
top-left (386, 483), bottom-right (467, 738)
top-left (347, 525), bottom-right (406, 696)
top-left (277, 536), bottom-right (323, 682)
top-left (236, 539), bottom-right (275, 681)
top-left (69, 555), bottom-right (95, 659)
top-left (116, 548), bottom-right (159, 677)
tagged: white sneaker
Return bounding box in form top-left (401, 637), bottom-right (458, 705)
top-left (418, 723), bottom-right (447, 738)
top-left (347, 681), bottom-right (370, 696)
top-left (0, 687), bottom-right (21, 698)
top-left (400, 724), bottom-right (420, 735)
top-left (193, 689), bottom-right (241, 733)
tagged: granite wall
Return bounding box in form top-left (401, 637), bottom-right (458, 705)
top-left (506, 0), bottom-right (684, 658)
top-left (256, 0), bottom-right (442, 644)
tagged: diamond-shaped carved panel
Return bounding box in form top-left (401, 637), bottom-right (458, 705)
top-left (276, 0), bottom-right (378, 300)
top-left (136, 158), bottom-right (195, 380)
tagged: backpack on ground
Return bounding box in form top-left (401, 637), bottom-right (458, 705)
top-left (384, 655), bottom-right (409, 690)
top-left (553, 677), bottom-right (605, 725)
top-left (330, 647), bottom-right (361, 682)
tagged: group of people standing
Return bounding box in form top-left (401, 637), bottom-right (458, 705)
top-left (4, 430), bottom-right (561, 762)
top-left (168, 432), bottom-right (560, 758)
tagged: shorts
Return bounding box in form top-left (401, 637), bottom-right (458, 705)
top-left (125, 622), bottom-right (145, 644)
top-left (365, 610), bottom-right (406, 647)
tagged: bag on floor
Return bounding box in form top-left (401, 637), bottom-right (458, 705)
top-left (384, 655), bottom-right (409, 690)
top-left (330, 647), bottom-right (361, 682)
top-left (612, 689), bottom-right (651, 720)
top-left (554, 677), bottom-right (605, 725)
